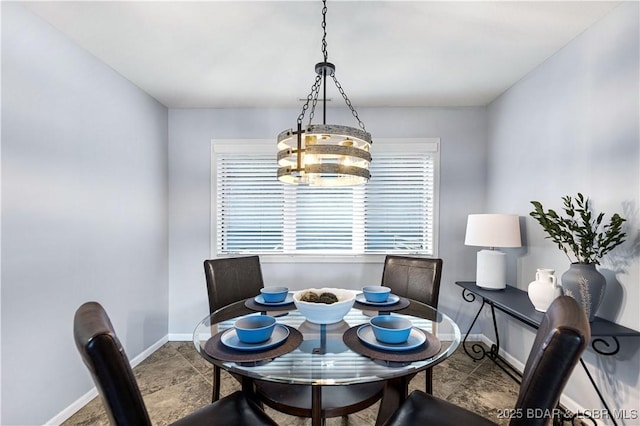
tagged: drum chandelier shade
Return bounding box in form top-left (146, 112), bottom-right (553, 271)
top-left (277, 0), bottom-right (372, 187)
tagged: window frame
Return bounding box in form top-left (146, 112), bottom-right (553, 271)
top-left (210, 138), bottom-right (440, 263)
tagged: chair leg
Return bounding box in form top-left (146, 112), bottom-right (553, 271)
top-left (212, 365), bottom-right (221, 402)
top-left (425, 367), bottom-right (433, 395)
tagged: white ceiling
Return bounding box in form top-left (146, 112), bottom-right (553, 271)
top-left (26, 1), bottom-right (620, 109)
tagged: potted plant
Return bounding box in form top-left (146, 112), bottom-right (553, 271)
top-left (529, 193), bottom-right (626, 321)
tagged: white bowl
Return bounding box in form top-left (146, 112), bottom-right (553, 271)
top-left (293, 288), bottom-right (357, 324)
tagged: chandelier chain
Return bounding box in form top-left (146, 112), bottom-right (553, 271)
top-left (295, 0), bottom-right (367, 133)
top-left (308, 76), bottom-right (322, 125)
top-left (321, 0), bottom-right (328, 62)
top-left (332, 74), bottom-right (367, 131)
top-left (297, 74), bottom-right (322, 125)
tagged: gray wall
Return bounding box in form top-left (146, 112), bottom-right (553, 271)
top-left (168, 106), bottom-right (487, 336)
top-left (1, 4), bottom-right (169, 425)
top-left (486, 2), bottom-right (639, 418)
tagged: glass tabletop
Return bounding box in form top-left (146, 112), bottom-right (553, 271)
top-left (193, 298), bottom-right (461, 387)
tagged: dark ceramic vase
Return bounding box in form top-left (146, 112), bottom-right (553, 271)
top-left (561, 263), bottom-right (606, 322)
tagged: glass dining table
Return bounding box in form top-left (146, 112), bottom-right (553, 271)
top-left (193, 295), bottom-right (461, 426)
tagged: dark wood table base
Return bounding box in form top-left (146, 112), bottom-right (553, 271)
top-left (376, 376), bottom-right (411, 426)
top-left (254, 381), bottom-right (384, 425)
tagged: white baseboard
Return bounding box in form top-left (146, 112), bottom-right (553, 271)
top-left (168, 333), bottom-right (192, 342)
top-left (478, 334), bottom-right (526, 369)
top-left (458, 333), bottom-right (484, 343)
top-left (45, 335), bottom-right (169, 426)
top-left (130, 335), bottom-right (169, 368)
top-left (45, 387), bottom-right (99, 426)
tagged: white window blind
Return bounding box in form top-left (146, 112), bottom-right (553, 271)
top-left (213, 139), bottom-right (439, 259)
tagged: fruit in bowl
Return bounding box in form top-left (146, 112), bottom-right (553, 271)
top-left (293, 288), bottom-right (357, 324)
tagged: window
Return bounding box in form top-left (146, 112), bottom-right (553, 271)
top-left (212, 139), bottom-right (439, 261)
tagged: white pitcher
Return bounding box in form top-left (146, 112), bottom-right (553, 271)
top-left (528, 268), bottom-right (562, 312)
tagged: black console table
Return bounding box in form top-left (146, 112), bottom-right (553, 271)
top-left (455, 281), bottom-right (640, 426)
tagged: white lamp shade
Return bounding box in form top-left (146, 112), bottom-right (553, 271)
top-left (464, 214), bottom-right (522, 248)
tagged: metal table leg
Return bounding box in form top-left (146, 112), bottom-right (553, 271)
top-left (579, 358), bottom-right (617, 426)
top-left (461, 288), bottom-right (491, 361)
top-left (311, 385), bottom-right (323, 426)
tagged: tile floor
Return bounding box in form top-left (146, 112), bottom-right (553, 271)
top-left (63, 341), bottom-right (523, 425)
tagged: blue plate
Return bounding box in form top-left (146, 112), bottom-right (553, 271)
top-left (221, 324), bottom-right (290, 351)
top-left (357, 324), bottom-right (426, 352)
top-left (355, 293), bottom-right (400, 306)
top-left (254, 294), bottom-right (294, 306)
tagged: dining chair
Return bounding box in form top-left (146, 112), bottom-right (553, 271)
top-left (73, 301), bottom-right (277, 426)
top-left (381, 255), bottom-right (443, 394)
top-left (384, 296), bottom-right (590, 426)
top-left (204, 255), bottom-right (266, 316)
top-left (203, 255), bottom-right (265, 401)
top-left (381, 255), bottom-right (443, 309)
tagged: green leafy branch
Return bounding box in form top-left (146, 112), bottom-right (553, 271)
top-left (530, 193), bottom-right (626, 264)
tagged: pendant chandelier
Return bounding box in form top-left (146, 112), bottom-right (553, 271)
top-left (277, 0), bottom-right (372, 187)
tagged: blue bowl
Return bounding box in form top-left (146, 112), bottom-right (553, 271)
top-left (370, 315), bottom-right (412, 344)
top-left (234, 315), bottom-right (277, 344)
top-left (260, 286), bottom-right (289, 303)
top-left (362, 286), bottom-right (391, 303)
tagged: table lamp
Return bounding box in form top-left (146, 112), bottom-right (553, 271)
top-left (464, 214), bottom-right (521, 290)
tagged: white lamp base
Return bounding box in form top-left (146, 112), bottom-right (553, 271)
top-left (476, 249), bottom-right (506, 290)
